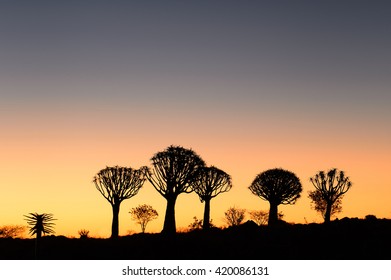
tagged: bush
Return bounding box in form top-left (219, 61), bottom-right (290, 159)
top-left (0, 225), bottom-right (25, 238)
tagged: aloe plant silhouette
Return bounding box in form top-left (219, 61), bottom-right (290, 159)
top-left (24, 213), bottom-right (56, 258)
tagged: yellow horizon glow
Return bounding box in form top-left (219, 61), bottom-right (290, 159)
top-left (2, 126), bottom-right (390, 237)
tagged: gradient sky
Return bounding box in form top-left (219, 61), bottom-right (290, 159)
top-left (1, 1), bottom-right (390, 237)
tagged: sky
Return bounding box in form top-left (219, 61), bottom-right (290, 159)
top-left (1, 1), bottom-right (390, 237)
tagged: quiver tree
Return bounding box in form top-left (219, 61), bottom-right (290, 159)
top-left (310, 168), bottom-right (352, 224)
top-left (147, 145), bottom-right (205, 235)
top-left (249, 168), bottom-right (302, 226)
top-left (191, 166), bottom-right (232, 230)
top-left (129, 204), bottom-right (158, 233)
top-left (93, 165), bottom-right (148, 238)
top-left (24, 213), bottom-right (56, 258)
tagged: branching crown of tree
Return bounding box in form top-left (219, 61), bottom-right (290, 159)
top-left (93, 166), bottom-right (148, 204)
top-left (249, 168), bottom-right (302, 205)
top-left (147, 145), bottom-right (205, 197)
top-left (191, 166), bottom-right (232, 202)
top-left (310, 168), bottom-right (352, 203)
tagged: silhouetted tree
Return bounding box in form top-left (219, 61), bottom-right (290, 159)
top-left (24, 213), bottom-right (56, 258)
top-left (191, 166), bottom-right (232, 230)
top-left (224, 206), bottom-right (246, 227)
top-left (308, 189), bottom-right (343, 221)
top-left (147, 145), bottom-right (205, 235)
top-left (93, 165), bottom-right (148, 238)
top-left (310, 168), bottom-right (352, 224)
top-left (129, 204), bottom-right (158, 233)
top-left (249, 168), bottom-right (302, 226)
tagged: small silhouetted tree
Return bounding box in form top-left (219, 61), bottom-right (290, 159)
top-left (24, 213), bottom-right (56, 258)
top-left (147, 145), bottom-right (205, 235)
top-left (93, 166), bottom-right (148, 238)
top-left (129, 204), bottom-right (158, 233)
top-left (308, 189), bottom-right (343, 221)
top-left (191, 166), bottom-right (232, 230)
top-left (310, 168), bottom-right (352, 224)
top-left (224, 207), bottom-right (246, 227)
top-left (249, 168), bottom-right (302, 226)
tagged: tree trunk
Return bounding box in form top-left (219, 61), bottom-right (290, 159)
top-left (324, 202), bottom-right (332, 224)
top-left (111, 203), bottom-right (120, 238)
top-left (268, 202), bottom-right (279, 226)
top-left (203, 199), bottom-right (211, 230)
top-left (141, 221), bottom-right (146, 233)
top-left (162, 196), bottom-right (177, 235)
top-left (35, 231), bottom-right (42, 259)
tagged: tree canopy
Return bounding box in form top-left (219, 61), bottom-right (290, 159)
top-left (94, 166), bottom-right (148, 205)
top-left (191, 166), bottom-right (232, 229)
top-left (93, 165), bottom-right (148, 238)
top-left (249, 168), bottom-right (302, 226)
top-left (147, 145), bottom-right (205, 234)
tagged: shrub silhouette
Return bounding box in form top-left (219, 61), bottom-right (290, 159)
top-left (188, 216), bottom-right (203, 231)
top-left (308, 189), bottom-right (343, 221)
top-left (78, 229), bottom-right (90, 239)
top-left (224, 206), bottom-right (246, 227)
top-left (147, 145), bottom-right (205, 235)
top-left (365, 214), bottom-right (377, 221)
top-left (129, 204), bottom-right (158, 233)
top-left (249, 168), bottom-right (302, 226)
top-left (0, 225), bottom-right (25, 238)
top-left (310, 168), bottom-right (352, 224)
top-left (93, 165), bottom-right (148, 238)
top-left (188, 216), bottom-right (215, 231)
top-left (249, 210), bottom-right (284, 226)
top-left (191, 166), bottom-right (232, 230)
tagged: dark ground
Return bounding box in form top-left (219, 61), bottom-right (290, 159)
top-left (1, 217), bottom-right (390, 260)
